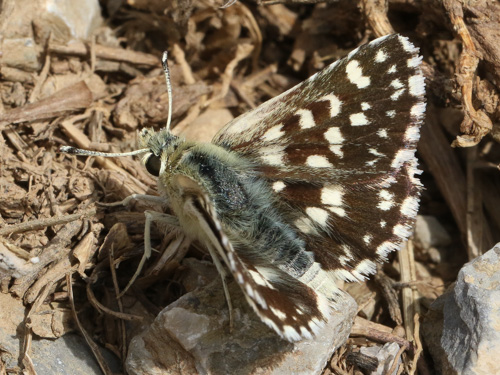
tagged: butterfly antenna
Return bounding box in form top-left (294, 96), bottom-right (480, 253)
top-left (161, 51), bottom-right (173, 132)
top-left (60, 52), bottom-right (173, 157)
top-left (59, 146), bottom-right (150, 157)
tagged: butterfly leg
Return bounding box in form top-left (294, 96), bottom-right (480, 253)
top-left (119, 210), bottom-right (180, 297)
top-left (206, 243), bottom-right (234, 333)
top-left (98, 194), bottom-right (166, 207)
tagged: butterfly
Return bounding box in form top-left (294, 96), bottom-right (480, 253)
top-left (61, 34), bottom-right (425, 342)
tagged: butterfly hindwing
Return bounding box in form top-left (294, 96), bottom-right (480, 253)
top-left (175, 174), bottom-right (331, 341)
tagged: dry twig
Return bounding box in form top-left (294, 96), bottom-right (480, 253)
top-left (0, 81), bottom-right (92, 130)
top-left (67, 273), bottom-right (114, 375)
top-left (443, 0), bottom-right (493, 147)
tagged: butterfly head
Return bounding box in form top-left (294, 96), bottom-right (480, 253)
top-left (138, 127), bottom-right (181, 177)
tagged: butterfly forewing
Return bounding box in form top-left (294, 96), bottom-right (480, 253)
top-left (214, 34), bottom-right (425, 282)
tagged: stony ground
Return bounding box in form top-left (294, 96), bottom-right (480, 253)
top-left (0, 0), bottom-right (499, 374)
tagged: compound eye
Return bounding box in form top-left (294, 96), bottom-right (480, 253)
top-left (144, 153), bottom-right (161, 176)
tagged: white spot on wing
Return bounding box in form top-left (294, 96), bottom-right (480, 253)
top-left (338, 248), bottom-right (353, 267)
top-left (404, 125), bottom-right (420, 142)
top-left (387, 65), bottom-right (397, 74)
top-left (354, 259), bottom-right (377, 276)
top-left (350, 112), bottom-right (369, 126)
top-left (261, 317), bottom-right (280, 338)
top-left (361, 102), bottom-right (371, 111)
top-left (408, 55), bottom-right (422, 68)
top-left (398, 35), bottom-right (418, 53)
top-left (236, 272), bottom-right (244, 284)
top-left (381, 175), bottom-right (397, 187)
top-left (391, 79), bottom-right (404, 89)
top-left (346, 60), bottom-right (370, 89)
top-left (377, 241), bottom-right (398, 257)
top-left (338, 255), bottom-right (351, 266)
top-left (253, 290), bottom-right (267, 309)
top-left (366, 160), bottom-right (377, 167)
top-left (249, 269), bottom-right (272, 288)
top-left (377, 129), bottom-right (388, 138)
top-left (380, 190), bottom-right (393, 201)
top-left (228, 252), bottom-right (236, 269)
top-left (375, 49), bottom-right (388, 63)
top-left (245, 283), bottom-right (255, 299)
top-left (295, 217), bottom-right (316, 234)
top-left (270, 306), bottom-right (287, 320)
top-left (378, 189), bottom-right (395, 211)
top-left (393, 223), bottom-right (411, 239)
top-left (306, 207), bottom-right (329, 227)
top-left (339, 259), bottom-right (377, 281)
top-left (386, 110), bottom-right (396, 118)
top-left (320, 94), bottom-right (342, 117)
top-left (391, 88), bottom-right (405, 100)
top-left (321, 186), bottom-right (346, 217)
top-left (380, 220), bottom-right (387, 228)
top-left (273, 181), bottom-right (286, 192)
top-left (391, 149), bottom-right (416, 169)
top-left (324, 127), bottom-right (344, 144)
top-left (299, 326), bottom-right (314, 340)
top-left (363, 234), bottom-right (373, 244)
top-left (401, 196), bottom-right (419, 217)
top-left (321, 186), bottom-right (343, 206)
top-left (259, 145), bottom-right (285, 166)
top-left (329, 145), bottom-right (343, 158)
top-left (306, 155), bottom-right (332, 168)
top-left (409, 74), bottom-right (425, 97)
top-left (262, 124), bottom-right (284, 142)
top-left (296, 109), bottom-right (316, 129)
top-left (411, 102), bottom-right (426, 119)
top-left (307, 317), bottom-right (323, 336)
top-left (369, 148), bottom-right (384, 157)
top-left (328, 206), bottom-right (346, 217)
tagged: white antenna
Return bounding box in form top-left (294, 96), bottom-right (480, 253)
top-left (161, 51), bottom-right (173, 132)
top-left (59, 145), bottom-right (149, 157)
top-left (60, 51), bottom-right (173, 157)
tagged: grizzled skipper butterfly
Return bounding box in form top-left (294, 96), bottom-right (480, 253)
top-left (61, 34), bottom-right (425, 341)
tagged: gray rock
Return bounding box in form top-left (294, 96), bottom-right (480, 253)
top-left (0, 292), bottom-right (117, 374)
top-left (422, 243), bottom-right (500, 375)
top-left (43, 0), bottom-right (102, 39)
top-left (421, 288), bottom-right (455, 375)
top-left (31, 334), bottom-right (117, 375)
top-left (126, 259), bottom-right (357, 375)
top-left (414, 215), bottom-right (452, 250)
top-left (360, 342), bottom-right (401, 375)
top-left (1, 38), bottom-right (40, 71)
top-left (1, 0), bottom-right (102, 44)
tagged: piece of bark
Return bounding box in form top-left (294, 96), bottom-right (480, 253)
top-left (48, 41), bottom-right (159, 67)
top-left (0, 81), bottom-right (92, 129)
